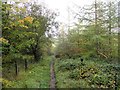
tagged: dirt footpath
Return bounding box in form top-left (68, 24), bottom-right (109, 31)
top-left (50, 56), bottom-right (56, 89)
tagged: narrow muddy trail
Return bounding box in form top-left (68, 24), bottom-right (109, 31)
top-left (50, 56), bottom-right (56, 89)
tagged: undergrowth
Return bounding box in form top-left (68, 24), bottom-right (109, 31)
top-left (3, 56), bottom-right (51, 88)
top-left (55, 58), bottom-right (120, 89)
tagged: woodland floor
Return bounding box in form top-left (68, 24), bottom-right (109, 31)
top-left (50, 56), bottom-right (56, 88)
top-left (3, 56), bottom-right (120, 89)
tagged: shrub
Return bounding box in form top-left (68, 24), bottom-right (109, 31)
top-left (69, 69), bottom-right (80, 80)
top-left (57, 59), bottom-right (81, 71)
top-left (87, 68), bottom-right (115, 88)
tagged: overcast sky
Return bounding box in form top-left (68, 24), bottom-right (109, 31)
top-left (6, 0), bottom-right (120, 25)
top-left (35, 0), bottom-right (119, 25)
top-left (38, 0), bottom-right (97, 25)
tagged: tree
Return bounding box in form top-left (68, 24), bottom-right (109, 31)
top-left (55, 0), bottom-right (118, 62)
top-left (24, 2), bottom-right (58, 61)
top-left (73, 0), bottom-right (118, 60)
top-left (2, 1), bottom-right (58, 78)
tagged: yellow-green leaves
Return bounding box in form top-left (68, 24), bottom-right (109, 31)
top-left (24, 16), bottom-right (33, 24)
top-left (0, 78), bottom-right (13, 88)
top-left (0, 37), bottom-right (8, 43)
top-left (33, 21), bottom-right (39, 27)
top-left (17, 16), bottom-right (33, 29)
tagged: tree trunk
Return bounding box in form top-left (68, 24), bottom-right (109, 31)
top-left (118, 1), bottom-right (120, 64)
top-left (14, 60), bottom-right (18, 76)
top-left (108, 2), bottom-right (112, 61)
top-left (25, 59), bottom-right (28, 71)
top-left (33, 36), bottom-right (40, 62)
top-left (33, 50), bottom-right (40, 62)
top-left (95, 0), bottom-right (99, 58)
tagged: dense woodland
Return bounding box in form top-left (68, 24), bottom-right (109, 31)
top-left (1, 0), bottom-right (120, 89)
top-left (1, 1), bottom-right (58, 87)
top-left (54, 1), bottom-right (120, 88)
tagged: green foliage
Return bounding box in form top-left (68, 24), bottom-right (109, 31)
top-left (57, 59), bottom-right (81, 71)
top-left (69, 69), bottom-right (80, 79)
top-left (55, 58), bottom-right (119, 88)
top-left (55, 1), bottom-right (118, 62)
top-left (1, 78), bottom-right (13, 88)
top-left (90, 73), bottom-right (112, 87)
top-left (1, 0), bottom-right (119, 89)
top-left (5, 56), bottom-right (51, 88)
top-left (2, 1), bottom-right (58, 81)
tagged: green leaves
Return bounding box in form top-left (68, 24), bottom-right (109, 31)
top-left (2, 1), bottom-right (57, 80)
top-left (33, 21), bottom-right (39, 27)
top-left (55, 58), bottom-right (117, 88)
top-left (10, 56), bottom-right (51, 88)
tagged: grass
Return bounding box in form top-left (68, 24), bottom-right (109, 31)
top-left (54, 58), bottom-right (120, 88)
top-left (6, 56), bottom-right (51, 88)
top-left (3, 56), bottom-right (120, 89)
